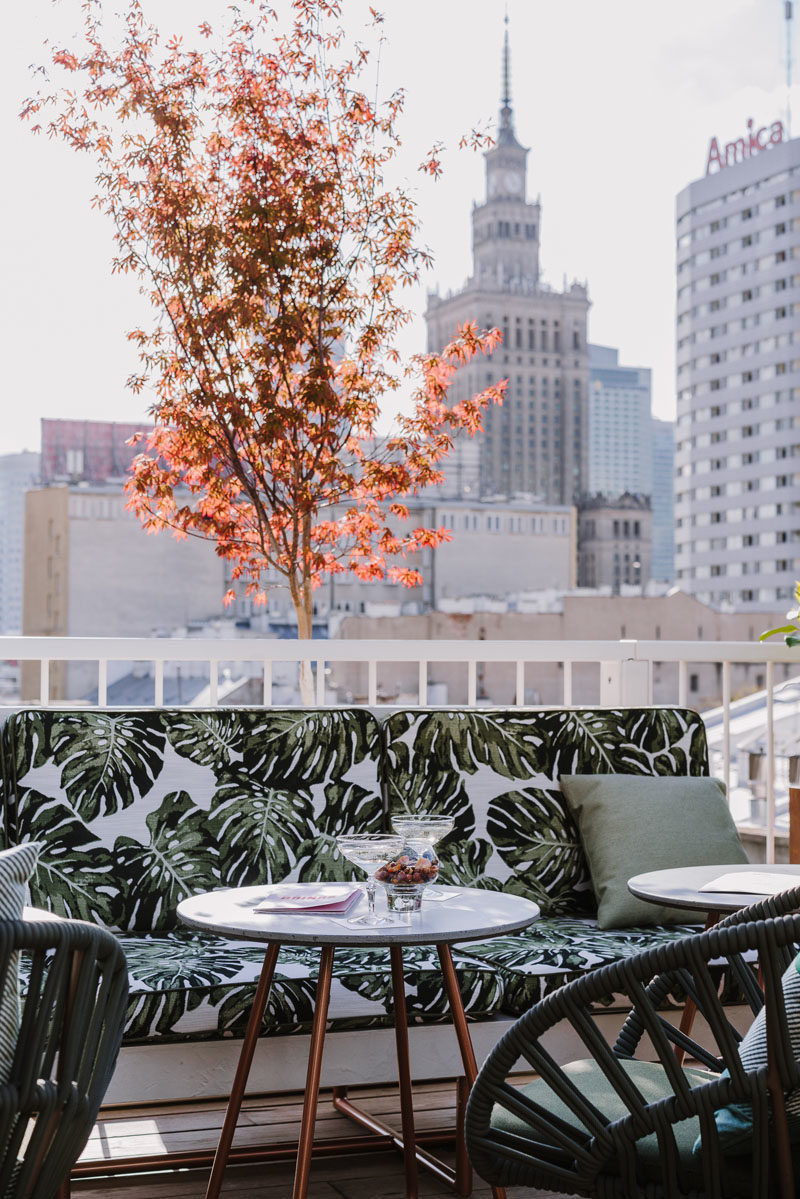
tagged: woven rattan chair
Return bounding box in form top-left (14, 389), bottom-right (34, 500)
top-left (0, 916), bottom-right (128, 1199)
top-left (466, 906), bottom-right (800, 1199)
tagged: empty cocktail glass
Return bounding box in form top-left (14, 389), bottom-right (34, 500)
top-left (336, 833), bottom-right (404, 926)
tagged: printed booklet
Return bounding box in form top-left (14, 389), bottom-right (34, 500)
top-left (254, 883), bottom-right (362, 916)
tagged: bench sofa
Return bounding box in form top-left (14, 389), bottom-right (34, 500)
top-left (0, 705), bottom-right (712, 1100)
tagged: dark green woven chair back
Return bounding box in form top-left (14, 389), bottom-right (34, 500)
top-left (0, 917), bottom-right (128, 1198)
top-left (466, 900), bottom-right (800, 1199)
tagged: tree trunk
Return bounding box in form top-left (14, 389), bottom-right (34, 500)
top-left (293, 587), bottom-right (316, 706)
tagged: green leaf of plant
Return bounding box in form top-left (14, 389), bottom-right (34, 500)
top-left (164, 711), bottom-right (247, 772)
top-left (211, 977), bottom-right (319, 1037)
top-left (297, 778), bottom-right (384, 882)
top-left (759, 625), bottom-right (797, 641)
top-left (241, 710), bottom-right (380, 790)
top-left (208, 766), bottom-right (315, 887)
top-left (487, 787), bottom-right (589, 913)
top-left (113, 791), bottom-right (219, 930)
top-left (50, 712), bottom-right (166, 820)
top-left (16, 791), bottom-right (122, 928)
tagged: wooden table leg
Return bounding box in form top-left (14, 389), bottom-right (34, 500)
top-left (292, 945), bottom-right (335, 1199)
top-left (389, 945), bottom-right (419, 1199)
top-left (437, 944), bottom-right (505, 1199)
top-left (674, 910), bottom-right (720, 1065)
top-left (205, 942), bottom-right (280, 1199)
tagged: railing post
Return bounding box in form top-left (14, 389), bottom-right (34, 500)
top-left (600, 659), bottom-right (652, 707)
top-left (262, 660), bottom-right (272, 706)
top-left (515, 661), bottom-right (525, 706)
top-left (97, 660), bottom-right (107, 707)
top-left (467, 662), bottom-right (477, 708)
top-left (563, 662), bottom-right (573, 707)
top-left (315, 660), bottom-right (326, 705)
top-left (418, 660), bottom-right (428, 707)
top-left (40, 659), bottom-right (50, 705)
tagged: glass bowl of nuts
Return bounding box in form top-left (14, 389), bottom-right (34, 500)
top-left (374, 840), bottom-right (439, 915)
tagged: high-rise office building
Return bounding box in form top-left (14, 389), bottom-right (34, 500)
top-left (674, 124), bottom-right (800, 610)
top-left (651, 419), bottom-right (675, 584)
top-left (587, 345), bottom-right (652, 497)
top-left (40, 418), bottom-right (151, 484)
top-left (0, 451), bottom-right (39, 633)
top-left (425, 26), bottom-right (590, 503)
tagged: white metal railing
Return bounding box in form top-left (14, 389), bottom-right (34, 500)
top-left (2, 635), bottom-right (800, 862)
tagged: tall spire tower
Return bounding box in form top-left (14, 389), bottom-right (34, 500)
top-left (472, 16), bottom-right (539, 288)
top-left (425, 14), bottom-right (590, 505)
top-left (498, 11), bottom-right (518, 147)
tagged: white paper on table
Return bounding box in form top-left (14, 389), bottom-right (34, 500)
top-left (698, 871), bottom-right (798, 895)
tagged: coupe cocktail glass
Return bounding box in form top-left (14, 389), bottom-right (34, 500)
top-left (390, 814), bottom-right (455, 900)
top-left (336, 833), bottom-right (404, 926)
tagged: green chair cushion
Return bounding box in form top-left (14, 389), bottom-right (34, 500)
top-left (559, 774), bottom-right (747, 929)
top-left (382, 708), bottom-right (710, 917)
top-left (493, 1058), bottom-right (781, 1197)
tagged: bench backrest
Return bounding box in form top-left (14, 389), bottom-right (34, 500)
top-left (382, 707), bottom-right (709, 917)
top-left (2, 708), bottom-right (383, 932)
top-left (1, 704), bottom-right (710, 929)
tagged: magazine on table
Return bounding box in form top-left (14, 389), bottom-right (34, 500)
top-left (254, 883), bottom-right (362, 916)
top-left (698, 871), bottom-right (797, 895)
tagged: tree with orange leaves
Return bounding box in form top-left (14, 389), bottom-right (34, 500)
top-left (23, 0), bottom-right (503, 672)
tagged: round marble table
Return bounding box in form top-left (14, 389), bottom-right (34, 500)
top-left (628, 863), bottom-right (800, 1062)
top-left (627, 863), bottom-right (800, 916)
top-left (178, 885), bottom-right (540, 1199)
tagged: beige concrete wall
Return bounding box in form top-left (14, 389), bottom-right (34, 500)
top-left (21, 487), bottom-right (70, 700)
top-left (21, 485), bottom-right (228, 700)
top-left (329, 592), bottom-right (796, 708)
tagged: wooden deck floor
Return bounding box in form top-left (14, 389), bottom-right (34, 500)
top-left (70, 1081), bottom-right (571, 1199)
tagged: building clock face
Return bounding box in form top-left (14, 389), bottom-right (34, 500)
top-left (489, 170), bottom-right (523, 197)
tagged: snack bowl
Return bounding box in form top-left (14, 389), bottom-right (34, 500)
top-left (375, 841), bottom-right (439, 914)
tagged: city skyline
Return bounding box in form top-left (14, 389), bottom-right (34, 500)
top-left (1, 0), bottom-right (795, 456)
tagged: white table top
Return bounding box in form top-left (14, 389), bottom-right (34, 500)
top-left (628, 863), bottom-right (800, 914)
top-left (177, 885), bottom-right (540, 947)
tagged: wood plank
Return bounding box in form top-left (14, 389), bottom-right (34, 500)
top-left (71, 1078), bottom-right (573, 1198)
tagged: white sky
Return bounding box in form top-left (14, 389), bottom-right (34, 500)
top-left (0, 0), bottom-right (795, 456)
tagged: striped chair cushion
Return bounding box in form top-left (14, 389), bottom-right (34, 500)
top-left (0, 843), bottom-right (40, 1082)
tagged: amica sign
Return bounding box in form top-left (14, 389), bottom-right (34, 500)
top-left (705, 118), bottom-right (785, 176)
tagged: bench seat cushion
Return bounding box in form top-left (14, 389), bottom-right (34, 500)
top-left (459, 916), bottom-right (702, 1016)
top-left (18, 930), bottom-right (505, 1044)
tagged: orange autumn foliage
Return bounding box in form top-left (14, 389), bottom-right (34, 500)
top-left (23, 0), bottom-right (503, 640)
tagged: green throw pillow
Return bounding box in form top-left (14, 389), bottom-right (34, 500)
top-left (559, 775), bottom-right (747, 929)
top-left (0, 843), bottom-right (41, 1083)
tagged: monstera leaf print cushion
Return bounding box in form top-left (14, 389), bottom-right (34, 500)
top-left (382, 708), bottom-right (709, 916)
top-left (4, 709), bottom-right (383, 933)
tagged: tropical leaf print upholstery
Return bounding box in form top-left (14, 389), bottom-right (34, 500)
top-left (459, 916), bottom-right (703, 1015)
top-left (383, 708), bottom-right (709, 916)
top-left (13, 931), bottom-right (505, 1044)
top-left (3, 708), bottom-right (384, 932)
top-left (0, 703), bottom-right (715, 1047)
